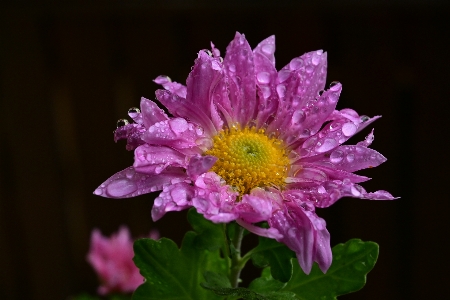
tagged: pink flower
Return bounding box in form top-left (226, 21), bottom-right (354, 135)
top-left (94, 33), bottom-right (395, 274)
top-left (87, 227), bottom-right (159, 295)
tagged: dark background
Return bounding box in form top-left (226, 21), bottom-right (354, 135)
top-left (1, 0), bottom-right (449, 299)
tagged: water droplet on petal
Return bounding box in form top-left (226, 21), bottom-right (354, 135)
top-left (312, 51), bottom-right (322, 65)
top-left (261, 44), bottom-right (275, 56)
top-left (106, 178), bottom-right (138, 197)
top-left (169, 118), bottom-right (188, 133)
top-left (125, 168), bottom-right (134, 179)
top-left (277, 70), bottom-right (290, 83)
top-left (316, 138), bottom-right (338, 153)
top-left (305, 65), bottom-right (314, 74)
top-left (289, 57), bottom-right (304, 70)
top-left (276, 84), bottom-right (286, 98)
top-left (256, 72), bottom-right (271, 84)
top-left (94, 188), bottom-right (103, 195)
top-left (329, 122), bottom-right (341, 131)
top-left (116, 119), bottom-right (129, 128)
top-left (228, 64), bottom-right (236, 72)
top-left (346, 153), bottom-right (355, 162)
top-left (291, 110), bottom-right (306, 124)
top-left (330, 150), bottom-right (344, 164)
top-left (351, 185), bottom-right (362, 197)
top-left (360, 115), bottom-right (370, 122)
top-left (260, 86), bottom-right (271, 99)
top-left (128, 107), bottom-right (140, 118)
top-left (342, 123), bottom-right (357, 136)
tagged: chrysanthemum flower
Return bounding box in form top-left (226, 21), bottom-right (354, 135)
top-left (94, 33), bottom-right (395, 274)
top-left (87, 227), bottom-right (159, 295)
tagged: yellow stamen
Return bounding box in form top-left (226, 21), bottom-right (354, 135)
top-left (205, 125), bottom-right (290, 196)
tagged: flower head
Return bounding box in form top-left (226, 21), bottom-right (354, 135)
top-left (87, 227), bottom-right (159, 295)
top-left (94, 33), bottom-right (395, 274)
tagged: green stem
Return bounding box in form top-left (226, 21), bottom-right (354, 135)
top-left (229, 226), bottom-right (245, 288)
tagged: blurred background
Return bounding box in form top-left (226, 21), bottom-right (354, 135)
top-left (1, 0), bottom-right (449, 299)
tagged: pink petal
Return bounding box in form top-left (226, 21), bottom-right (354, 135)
top-left (185, 50), bottom-right (224, 132)
top-left (133, 144), bottom-right (186, 174)
top-left (151, 182), bottom-right (194, 221)
top-left (268, 205), bottom-right (315, 274)
top-left (142, 118), bottom-right (203, 150)
top-left (94, 166), bottom-right (186, 198)
top-left (236, 218), bottom-right (283, 239)
top-left (253, 35), bottom-right (276, 66)
top-left (253, 37), bottom-right (279, 127)
top-left (223, 32), bottom-right (257, 126)
top-left (154, 76), bottom-right (187, 98)
top-left (155, 89), bottom-right (217, 136)
top-left (140, 97), bottom-right (169, 128)
top-left (235, 193), bottom-right (273, 223)
top-left (187, 155), bottom-right (217, 180)
top-left (324, 145), bottom-right (386, 172)
top-left (268, 50), bottom-right (329, 137)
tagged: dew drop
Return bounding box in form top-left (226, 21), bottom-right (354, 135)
top-left (106, 178), bottom-right (138, 197)
top-left (277, 70), bottom-right (290, 83)
top-left (346, 153), bottom-right (355, 162)
top-left (128, 107), bottom-right (140, 118)
top-left (305, 65), bottom-right (314, 74)
top-left (289, 57), bottom-right (304, 70)
top-left (228, 64), bottom-right (236, 72)
top-left (329, 122), bottom-right (341, 131)
top-left (116, 119), bottom-right (129, 128)
top-left (261, 86), bottom-right (271, 99)
top-left (360, 115), bottom-right (370, 122)
top-left (125, 168), bottom-right (134, 179)
top-left (316, 138), bottom-right (338, 153)
top-left (351, 185), bottom-right (362, 197)
top-left (291, 110), bottom-right (306, 124)
top-left (311, 50), bottom-right (323, 65)
top-left (261, 44), bottom-right (275, 56)
top-left (330, 150), bottom-right (344, 164)
top-left (94, 188), bottom-right (103, 195)
top-left (342, 123), bottom-right (357, 136)
top-left (256, 72), bottom-right (271, 84)
top-left (276, 84), bottom-right (286, 98)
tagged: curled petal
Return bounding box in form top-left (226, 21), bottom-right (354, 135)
top-left (236, 219), bottom-right (283, 239)
top-left (192, 172), bottom-right (238, 223)
top-left (133, 144), bottom-right (186, 174)
top-left (235, 194), bottom-right (273, 223)
top-left (154, 76), bottom-right (187, 98)
top-left (152, 182), bottom-right (194, 221)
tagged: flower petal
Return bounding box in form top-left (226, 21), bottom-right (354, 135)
top-left (140, 97), bottom-right (169, 128)
top-left (151, 182), bottom-right (194, 221)
top-left (235, 193), bottom-right (273, 223)
top-left (154, 76), bottom-right (187, 98)
top-left (236, 219), bottom-right (283, 239)
top-left (142, 118), bottom-right (203, 150)
top-left (223, 32), bottom-right (257, 126)
top-left (94, 166), bottom-right (186, 198)
top-left (324, 145), bottom-right (387, 172)
top-left (187, 154), bottom-right (217, 180)
top-left (155, 89), bottom-right (217, 136)
top-left (192, 172), bottom-right (238, 223)
top-left (269, 204), bottom-right (315, 274)
top-left (253, 36), bottom-right (279, 127)
top-left (133, 144), bottom-right (186, 174)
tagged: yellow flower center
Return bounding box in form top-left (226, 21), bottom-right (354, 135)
top-left (205, 126), bottom-right (290, 195)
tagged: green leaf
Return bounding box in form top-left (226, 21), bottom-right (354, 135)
top-left (187, 208), bottom-right (225, 251)
top-left (251, 237), bottom-right (295, 282)
top-left (132, 232), bottom-right (227, 300)
top-left (282, 239), bottom-right (379, 299)
top-left (200, 270), bottom-right (296, 300)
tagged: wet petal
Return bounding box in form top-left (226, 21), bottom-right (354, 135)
top-left (155, 89), bottom-right (217, 136)
top-left (140, 97), bottom-right (169, 128)
top-left (253, 35), bottom-right (276, 66)
top-left (142, 118), bottom-right (203, 150)
top-left (94, 167), bottom-right (186, 199)
top-left (133, 144), bottom-right (186, 174)
top-left (324, 145), bottom-right (386, 172)
top-left (151, 182), bottom-right (194, 221)
top-left (223, 32), bottom-right (257, 126)
top-left (187, 155), bottom-right (217, 180)
top-left (154, 76), bottom-right (187, 98)
top-left (236, 219), bottom-right (282, 239)
top-left (235, 193), bottom-right (273, 223)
